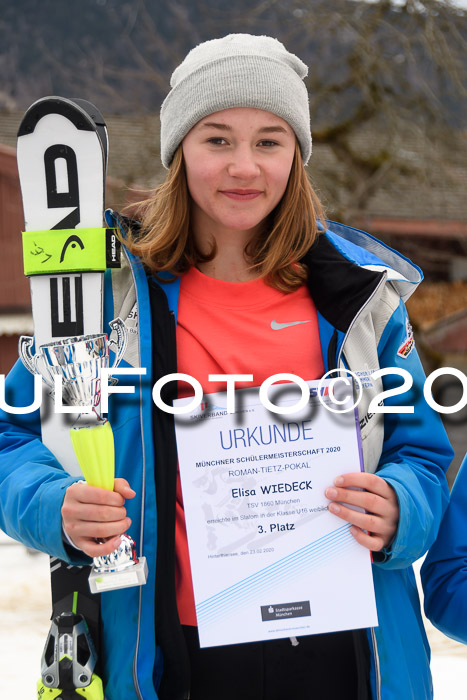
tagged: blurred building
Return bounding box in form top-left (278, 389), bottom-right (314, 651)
top-left (0, 144), bottom-right (32, 374)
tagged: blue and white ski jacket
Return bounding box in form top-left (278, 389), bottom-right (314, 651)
top-left (0, 214), bottom-right (453, 699)
top-left (421, 453), bottom-right (467, 644)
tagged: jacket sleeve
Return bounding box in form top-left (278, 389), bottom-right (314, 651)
top-left (0, 358), bottom-right (89, 564)
top-left (421, 455), bottom-right (467, 643)
top-left (372, 299), bottom-right (454, 569)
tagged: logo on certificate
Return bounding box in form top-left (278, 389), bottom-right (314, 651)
top-left (261, 601), bottom-right (311, 621)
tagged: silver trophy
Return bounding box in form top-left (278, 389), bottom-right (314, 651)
top-left (19, 319), bottom-right (126, 412)
top-left (19, 318), bottom-right (148, 593)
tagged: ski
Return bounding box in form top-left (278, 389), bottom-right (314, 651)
top-left (17, 96), bottom-right (119, 698)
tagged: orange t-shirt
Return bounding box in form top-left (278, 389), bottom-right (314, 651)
top-left (175, 267), bottom-right (324, 625)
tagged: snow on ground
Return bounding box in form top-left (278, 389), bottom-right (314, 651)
top-left (0, 534), bottom-right (52, 696)
top-left (1, 532), bottom-right (467, 698)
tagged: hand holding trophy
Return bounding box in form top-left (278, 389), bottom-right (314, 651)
top-left (19, 317), bottom-right (148, 593)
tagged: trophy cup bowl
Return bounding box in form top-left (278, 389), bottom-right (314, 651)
top-left (38, 333), bottom-right (110, 408)
top-left (19, 318), bottom-right (148, 593)
top-left (19, 318), bottom-right (127, 409)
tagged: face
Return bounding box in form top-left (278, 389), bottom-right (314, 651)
top-left (182, 107), bottom-right (296, 245)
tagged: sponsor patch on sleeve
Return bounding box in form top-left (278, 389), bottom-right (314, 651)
top-left (397, 318), bottom-right (415, 358)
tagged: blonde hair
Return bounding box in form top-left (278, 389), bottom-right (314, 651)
top-left (125, 141), bottom-right (325, 292)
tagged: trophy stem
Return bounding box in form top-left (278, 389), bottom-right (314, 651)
top-left (70, 420), bottom-right (115, 491)
top-left (70, 420), bottom-right (148, 594)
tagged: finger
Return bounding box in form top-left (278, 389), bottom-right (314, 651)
top-left (68, 481), bottom-right (125, 507)
top-left (325, 486), bottom-right (386, 515)
top-left (62, 501), bottom-right (127, 524)
top-left (328, 501), bottom-right (387, 535)
top-left (349, 526), bottom-right (386, 552)
top-left (114, 478), bottom-right (136, 499)
top-left (64, 517), bottom-right (132, 541)
top-left (74, 536), bottom-right (123, 558)
top-left (333, 472), bottom-right (393, 499)
top-left (326, 500), bottom-right (390, 551)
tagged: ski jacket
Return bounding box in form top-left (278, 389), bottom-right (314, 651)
top-left (0, 212), bottom-right (453, 700)
top-left (421, 453), bottom-right (467, 643)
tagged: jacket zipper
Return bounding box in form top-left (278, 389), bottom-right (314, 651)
top-left (332, 271), bottom-right (386, 700)
top-left (371, 628), bottom-right (382, 700)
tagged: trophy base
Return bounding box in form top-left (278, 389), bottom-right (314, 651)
top-left (89, 557), bottom-right (148, 593)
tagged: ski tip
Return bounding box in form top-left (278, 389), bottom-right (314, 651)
top-left (70, 98), bottom-right (108, 164)
top-left (70, 99), bottom-right (106, 128)
top-left (17, 96), bottom-right (101, 138)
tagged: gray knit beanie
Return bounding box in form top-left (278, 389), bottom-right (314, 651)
top-left (160, 33), bottom-right (312, 169)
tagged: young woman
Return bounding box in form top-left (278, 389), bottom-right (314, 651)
top-left (0, 34), bottom-right (454, 699)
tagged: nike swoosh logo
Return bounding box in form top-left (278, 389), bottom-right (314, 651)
top-left (271, 320), bottom-right (312, 330)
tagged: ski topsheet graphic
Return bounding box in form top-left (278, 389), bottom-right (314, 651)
top-left (17, 96), bottom-right (119, 698)
top-left (18, 97), bottom-right (106, 352)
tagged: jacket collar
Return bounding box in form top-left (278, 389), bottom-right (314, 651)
top-left (302, 233), bottom-right (385, 334)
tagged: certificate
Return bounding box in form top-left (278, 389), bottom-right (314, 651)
top-left (174, 380), bottom-right (378, 648)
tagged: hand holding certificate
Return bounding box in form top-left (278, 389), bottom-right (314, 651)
top-left (174, 380), bottom-right (378, 648)
top-left (326, 471), bottom-right (400, 552)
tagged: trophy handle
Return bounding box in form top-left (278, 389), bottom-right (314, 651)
top-left (18, 335), bottom-right (37, 376)
top-left (108, 317), bottom-right (128, 369)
